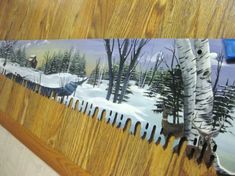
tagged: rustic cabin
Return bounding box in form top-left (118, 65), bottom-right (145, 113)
top-left (26, 55), bottom-right (38, 69)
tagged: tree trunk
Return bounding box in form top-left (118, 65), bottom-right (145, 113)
top-left (176, 39), bottom-right (197, 143)
top-left (104, 39), bottom-right (114, 101)
top-left (113, 63), bottom-right (124, 103)
top-left (148, 52), bottom-right (162, 86)
top-left (194, 39), bottom-right (214, 132)
top-left (106, 57), bottom-right (113, 100)
top-left (119, 73), bottom-right (131, 103)
top-left (106, 73), bottom-right (113, 100)
top-left (148, 69), bottom-right (157, 86)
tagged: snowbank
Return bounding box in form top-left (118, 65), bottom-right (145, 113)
top-left (0, 60), bottom-right (79, 88)
top-left (86, 97), bottom-right (146, 122)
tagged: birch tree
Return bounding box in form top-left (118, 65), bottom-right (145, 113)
top-left (176, 39), bottom-right (197, 143)
top-left (176, 39), bottom-right (217, 144)
top-left (194, 39), bottom-right (214, 133)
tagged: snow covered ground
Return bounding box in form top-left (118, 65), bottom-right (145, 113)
top-left (0, 58), bottom-right (79, 88)
top-left (74, 80), bottom-right (161, 124)
top-left (0, 59), bottom-right (163, 125)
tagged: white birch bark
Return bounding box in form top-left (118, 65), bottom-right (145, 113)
top-left (194, 39), bottom-right (214, 132)
top-left (176, 39), bottom-right (197, 142)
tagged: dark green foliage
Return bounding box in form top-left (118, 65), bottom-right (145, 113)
top-left (153, 66), bottom-right (184, 123)
top-left (15, 48), bottom-right (26, 66)
top-left (69, 52), bottom-right (86, 77)
top-left (60, 50), bottom-right (72, 73)
top-left (145, 70), bottom-right (164, 98)
top-left (41, 50), bottom-right (86, 76)
top-left (0, 41), bottom-right (17, 66)
top-left (212, 82), bottom-right (235, 133)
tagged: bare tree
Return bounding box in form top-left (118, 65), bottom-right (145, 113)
top-left (148, 52), bottom-right (164, 86)
top-left (140, 56), bottom-right (152, 88)
top-left (118, 39), bottom-right (149, 103)
top-left (213, 53), bottom-right (224, 93)
top-left (43, 51), bottom-right (52, 74)
top-left (104, 39), bottom-right (115, 100)
top-left (88, 58), bottom-right (101, 87)
top-left (66, 48), bottom-right (74, 73)
top-left (137, 56), bottom-right (148, 88)
top-left (113, 39), bottom-right (133, 103)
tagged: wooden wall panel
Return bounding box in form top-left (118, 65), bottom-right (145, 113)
top-left (0, 76), bottom-right (217, 176)
top-left (0, 0), bottom-right (235, 39)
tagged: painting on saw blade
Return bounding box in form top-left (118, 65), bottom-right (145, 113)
top-left (0, 39), bottom-right (235, 175)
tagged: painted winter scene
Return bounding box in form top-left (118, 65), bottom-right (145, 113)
top-left (0, 39), bottom-right (235, 175)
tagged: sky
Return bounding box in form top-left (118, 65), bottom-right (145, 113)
top-left (1, 39), bottom-right (234, 85)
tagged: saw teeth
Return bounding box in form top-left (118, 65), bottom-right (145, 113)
top-left (0, 74), bottom-right (218, 168)
top-left (105, 110), bottom-right (116, 125)
top-left (140, 121), bottom-right (156, 142)
top-left (85, 102), bottom-right (97, 117)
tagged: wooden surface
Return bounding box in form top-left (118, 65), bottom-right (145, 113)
top-left (0, 75), bottom-right (217, 176)
top-left (0, 0), bottom-right (235, 39)
top-left (0, 111), bottom-right (91, 176)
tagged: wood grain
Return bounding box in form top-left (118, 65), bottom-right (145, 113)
top-left (0, 111), bottom-right (91, 176)
top-left (0, 76), bottom-right (217, 176)
top-left (0, 0), bottom-right (234, 39)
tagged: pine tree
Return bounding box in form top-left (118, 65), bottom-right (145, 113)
top-left (69, 52), bottom-right (86, 77)
top-left (60, 50), bottom-right (72, 73)
top-left (153, 66), bottom-right (183, 124)
top-left (15, 48), bottom-right (26, 66)
top-left (145, 70), bottom-right (164, 98)
top-left (212, 81), bottom-right (235, 133)
top-left (49, 54), bottom-right (59, 74)
top-left (0, 41), bottom-right (17, 66)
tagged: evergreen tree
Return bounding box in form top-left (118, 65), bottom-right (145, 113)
top-left (15, 48), bottom-right (26, 66)
top-left (69, 52), bottom-right (86, 77)
top-left (0, 41), bottom-right (17, 66)
top-left (153, 66), bottom-right (183, 124)
top-left (212, 81), bottom-right (235, 133)
top-left (145, 69), bottom-right (164, 98)
top-left (49, 54), bottom-right (59, 74)
top-left (60, 49), bottom-right (72, 73)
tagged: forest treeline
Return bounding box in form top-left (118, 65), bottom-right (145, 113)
top-left (39, 50), bottom-right (86, 77)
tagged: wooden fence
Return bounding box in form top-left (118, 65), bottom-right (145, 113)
top-left (0, 75), bottom-right (217, 176)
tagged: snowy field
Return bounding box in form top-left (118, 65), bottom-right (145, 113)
top-left (0, 58), bottom-right (79, 88)
top-left (0, 59), bottom-right (235, 173)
